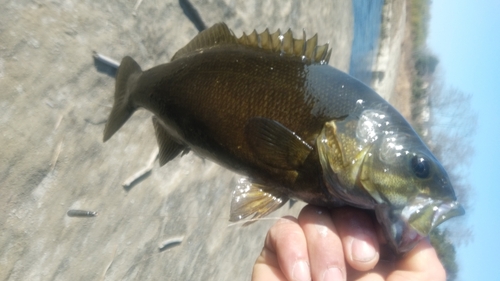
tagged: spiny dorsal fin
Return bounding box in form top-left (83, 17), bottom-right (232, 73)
top-left (172, 23), bottom-right (332, 65)
top-left (237, 26), bottom-right (332, 65)
top-left (171, 23), bottom-right (238, 61)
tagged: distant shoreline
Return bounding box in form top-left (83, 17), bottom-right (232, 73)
top-left (370, 0), bottom-right (408, 106)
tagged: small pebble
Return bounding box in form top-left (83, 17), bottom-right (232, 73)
top-left (67, 209), bottom-right (98, 217)
top-left (158, 236), bottom-right (184, 251)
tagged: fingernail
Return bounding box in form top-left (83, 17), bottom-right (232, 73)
top-left (292, 260), bottom-right (311, 281)
top-left (322, 267), bottom-right (344, 281)
top-left (351, 233), bottom-right (376, 262)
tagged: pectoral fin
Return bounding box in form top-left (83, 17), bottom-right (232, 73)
top-left (245, 118), bottom-right (312, 170)
top-left (230, 178), bottom-right (288, 225)
top-left (152, 116), bottom-right (188, 166)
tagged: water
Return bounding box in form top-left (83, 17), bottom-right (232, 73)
top-left (349, 0), bottom-right (385, 85)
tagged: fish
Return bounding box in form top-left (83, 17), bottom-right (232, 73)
top-left (102, 23), bottom-right (464, 254)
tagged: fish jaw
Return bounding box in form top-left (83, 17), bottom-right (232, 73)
top-left (376, 198), bottom-right (465, 254)
top-left (402, 197), bottom-right (465, 236)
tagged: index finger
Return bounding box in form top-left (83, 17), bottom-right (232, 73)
top-left (330, 207), bottom-right (380, 271)
top-left (253, 216), bottom-right (311, 281)
top-left (298, 205), bottom-right (347, 281)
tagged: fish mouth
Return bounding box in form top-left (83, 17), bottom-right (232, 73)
top-left (430, 200), bottom-right (465, 228)
top-left (401, 197), bottom-right (465, 236)
top-left (403, 199), bottom-right (464, 253)
top-left (376, 197), bottom-right (465, 254)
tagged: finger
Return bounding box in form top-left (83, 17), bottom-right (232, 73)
top-left (298, 205), bottom-right (346, 281)
top-left (345, 261), bottom-right (390, 281)
top-left (253, 216), bottom-right (312, 281)
top-left (387, 239), bottom-right (446, 281)
top-left (252, 244), bottom-right (286, 281)
top-left (330, 207), bottom-right (380, 271)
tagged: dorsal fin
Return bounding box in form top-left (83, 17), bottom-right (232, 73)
top-left (172, 22), bottom-right (332, 65)
top-left (237, 26), bottom-right (332, 65)
top-left (171, 23), bottom-right (238, 60)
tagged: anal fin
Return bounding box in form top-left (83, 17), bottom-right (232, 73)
top-left (230, 178), bottom-right (288, 225)
top-left (152, 116), bottom-right (188, 166)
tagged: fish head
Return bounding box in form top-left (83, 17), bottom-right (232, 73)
top-left (360, 130), bottom-right (465, 253)
top-left (317, 111), bottom-right (464, 254)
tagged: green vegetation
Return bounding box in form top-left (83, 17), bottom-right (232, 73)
top-left (430, 228), bottom-right (458, 281)
top-left (409, 0), bottom-right (438, 131)
top-left (405, 1), bottom-right (475, 280)
top-left (408, 0), bottom-right (436, 139)
top-left (415, 51), bottom-right (439, 76)
top-left (409, 0), bottom-right (432, 49)
top-left (410, 51), bottom-right (439, 137)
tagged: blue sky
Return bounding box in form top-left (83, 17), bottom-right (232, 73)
top-left (427, 0), bottom-right (500, 280)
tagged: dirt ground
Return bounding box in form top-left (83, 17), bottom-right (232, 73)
top-left (0, 0), bottom-right (406, 280)
top-left (388, 1), bottom-right (414, 121)
top-left (370, 0), bottom-right (406, 101)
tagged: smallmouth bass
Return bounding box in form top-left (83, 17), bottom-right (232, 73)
top-left (103, 23), bottom-right (464, 254)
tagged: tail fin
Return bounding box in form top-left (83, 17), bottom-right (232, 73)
top-left (103, 56), bottom-right (142, 142)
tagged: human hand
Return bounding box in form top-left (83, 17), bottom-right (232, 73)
top-left (252, 205), bottom-right (446, 281)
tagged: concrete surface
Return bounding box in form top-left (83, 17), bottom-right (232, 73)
top-left (0, 1), bottom-right (357, 280)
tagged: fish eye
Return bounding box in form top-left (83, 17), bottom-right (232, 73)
top-left (410, 155), bottom-right (430, 178)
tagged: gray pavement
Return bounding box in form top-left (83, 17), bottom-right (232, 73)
top-left (0, 1), bottom-right (354, 280)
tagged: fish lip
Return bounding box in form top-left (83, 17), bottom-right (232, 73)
top-left (378, 198), bottom-right (465, 254)
top-left (401, 197), bottom-right (465, 235)
top-left (431, 200), bottom-right (465, 228)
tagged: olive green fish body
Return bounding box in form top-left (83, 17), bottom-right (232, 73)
top-left (103, 23), bottom-right (464, 254)
top-left (127, 46), bottom-right (394, 203)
